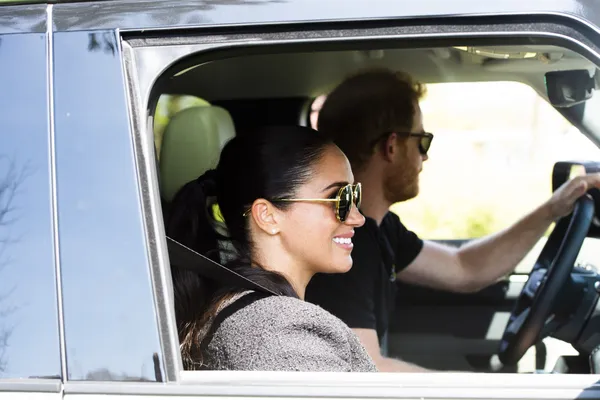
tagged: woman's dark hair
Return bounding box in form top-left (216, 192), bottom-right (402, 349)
top-left (165, 125), bottom-right (333, 369)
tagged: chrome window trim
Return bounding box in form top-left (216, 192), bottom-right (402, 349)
top-left (62, 372), bottom-right (600, 398)
top-left (0, 379), bottom-right (62, 393)
top-left (46, 3), bottom-right (67, 383)
top-left (122, 39), bottom-right (181, 383)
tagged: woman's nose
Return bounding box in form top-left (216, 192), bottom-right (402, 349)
top-left (345, 204), bottom-right (365, 227)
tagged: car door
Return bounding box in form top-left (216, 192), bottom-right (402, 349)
top-left (51, 1), bottom-right (600, 400)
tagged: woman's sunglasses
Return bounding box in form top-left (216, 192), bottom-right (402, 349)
top-left (371, 131), bottom-right (434, 156)
top-left (243, 183), bottom-right (362, 222)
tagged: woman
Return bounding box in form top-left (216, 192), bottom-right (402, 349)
top-left (166, 125), bottom-right (376, 372)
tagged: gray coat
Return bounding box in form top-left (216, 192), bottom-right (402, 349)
top-left (203, 291), bottom-right (378, 372)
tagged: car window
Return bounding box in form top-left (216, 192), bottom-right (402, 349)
top-left (53, 30), bottom-right (163, 381)
top-left (0, 33), bottom-right (61, 379)
top-left (130, 19), bottom-right (600, 381)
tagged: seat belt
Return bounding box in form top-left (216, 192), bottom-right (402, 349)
top-left (166, 237), bottom-right (280, 296)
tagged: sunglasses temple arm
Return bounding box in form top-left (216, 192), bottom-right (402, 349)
top-left (277, 199), bottom-right (340, 203)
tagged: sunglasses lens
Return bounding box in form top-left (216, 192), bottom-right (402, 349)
top-left (354, 184), bottom-right (362, 209)
top-left (420, 135), bottom-right (432, 155)
top-left (337, 186), bottom-right (352, 222)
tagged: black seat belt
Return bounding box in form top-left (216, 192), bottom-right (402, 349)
top-left (166, 237), bottom-right (280, 296)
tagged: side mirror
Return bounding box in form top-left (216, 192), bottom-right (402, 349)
top-left (545, 69), bottom-right (595, 108)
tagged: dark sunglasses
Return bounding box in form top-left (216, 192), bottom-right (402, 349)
top-left (371, 131), bottom-right (434, 156)
top-left (243, 183), bottom-right (362, 222)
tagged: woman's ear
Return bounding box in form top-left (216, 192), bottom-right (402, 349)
top-left (249, 199), bottom-right (281, 235)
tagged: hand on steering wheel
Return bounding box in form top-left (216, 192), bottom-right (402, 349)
top-left (497, 194), bottom-right (595, 366)
top-left (546, 174), bottom-right (600, 219)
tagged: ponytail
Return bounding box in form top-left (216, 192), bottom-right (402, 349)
top-left (165, 170), bottom-right (220, 368)
top-left (166, 169), bottom-right (221, 264)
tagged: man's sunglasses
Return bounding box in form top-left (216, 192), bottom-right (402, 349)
top-left (371, 131), bottom-right (434, 156)
top-left (243, 183), bottom-right (362, 222)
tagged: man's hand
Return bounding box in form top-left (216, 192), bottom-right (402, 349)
top-left (545, 173), bottom-right (600, 221)
top-left (398, 173), bottom-right (600, 294)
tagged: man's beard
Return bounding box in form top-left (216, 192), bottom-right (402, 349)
top-left (383, 164), bottom-right (420, 204)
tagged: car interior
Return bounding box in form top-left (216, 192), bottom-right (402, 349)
top-left (147, 41), bottom-right (600, 374)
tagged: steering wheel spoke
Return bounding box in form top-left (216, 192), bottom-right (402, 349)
top-left (505, 308), bottom-right (531, 335)
top-left (539, 313), bottom-right (562, 338)
top-left (522, 268), bottom-right (548, 300)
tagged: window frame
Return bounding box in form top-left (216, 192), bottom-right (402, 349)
top-left (121, 14), bottom-right (600, 397)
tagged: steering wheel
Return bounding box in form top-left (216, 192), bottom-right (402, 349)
top-left (497, 194), bottom-right (595, 366)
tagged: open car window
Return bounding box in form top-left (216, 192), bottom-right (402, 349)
top-left (118, 12), bottom-right (600, 399)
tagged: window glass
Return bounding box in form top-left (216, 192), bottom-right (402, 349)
top-left (0, 33), bottom-right (61, 379)
top-left (54, 30), bottom-right (162, 381)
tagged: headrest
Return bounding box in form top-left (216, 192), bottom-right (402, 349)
top-left (159, 106), bottom-right (236, 202)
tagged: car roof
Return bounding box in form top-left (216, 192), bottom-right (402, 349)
top-left (4, 0), bottom-right (600, 35)
top-left (164, 45), bottom-right (594, 101)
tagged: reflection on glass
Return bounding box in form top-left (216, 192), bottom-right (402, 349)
top-left (87, 32), bottom-right (116, 55)
top-left (0, 33), bottom-right (61, 379)
top-left (55, 0), bottom-right (288, 32)
top-left (0, 6), bottom-right (47, 35)
top-left (53, 30), bottom-right (162, 381)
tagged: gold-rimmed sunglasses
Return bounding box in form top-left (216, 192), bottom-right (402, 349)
top-left (243, 183), bottom-right (362, 222)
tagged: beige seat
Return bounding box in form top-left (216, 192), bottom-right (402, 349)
top-left (159, 105), bottom-right (236, 203)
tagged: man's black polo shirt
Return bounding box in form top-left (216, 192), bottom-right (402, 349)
top-left (305, 211), bottom-right (424, 346)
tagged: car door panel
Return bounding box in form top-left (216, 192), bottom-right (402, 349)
top-left (387, 238), bottom-right (523, 371)
top-left (388, 276), bottom-right (518, 371)
top-left (387, 237), bottom-right (600, 371)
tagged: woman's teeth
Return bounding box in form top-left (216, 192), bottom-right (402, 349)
top-left (333, 237), bottom-right (352, 245)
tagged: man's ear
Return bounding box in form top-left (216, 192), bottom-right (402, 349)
top-left (382, 132), bottom-right (399, 162)
top-left (249, 199), bottom-right (281, 235)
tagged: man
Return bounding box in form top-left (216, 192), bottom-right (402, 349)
top-left (304, 68), bottom-right (600, 372)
